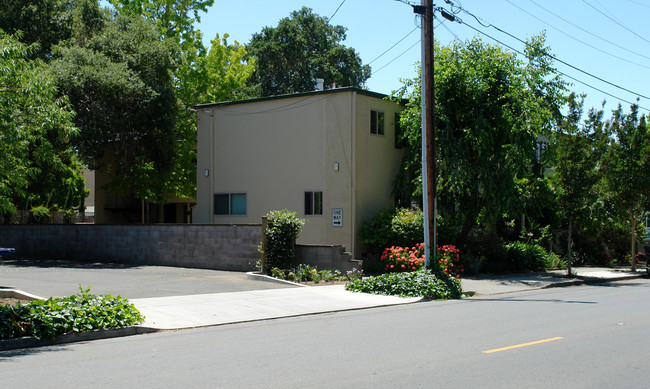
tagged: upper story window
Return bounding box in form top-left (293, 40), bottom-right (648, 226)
top-left (304, 191), bottom-right (323, 215)
top-left (371, 110), bottom-right (385, 135)
top-left (214, 193), bottom-right (246, 215)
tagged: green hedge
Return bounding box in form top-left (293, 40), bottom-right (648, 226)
top-left (261, 210), bottom-right (306, 273)
top-left (505, 241), bottom-right (548, 272)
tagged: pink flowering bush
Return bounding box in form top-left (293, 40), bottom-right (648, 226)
top-left (380, 243), bottom-right (463, 278)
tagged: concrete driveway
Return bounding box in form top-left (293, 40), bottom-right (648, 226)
top-left (0, 258), bottom-right (296, 299)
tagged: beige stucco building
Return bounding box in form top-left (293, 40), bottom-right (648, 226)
top-left (193, 87), bottom-right (404, 259)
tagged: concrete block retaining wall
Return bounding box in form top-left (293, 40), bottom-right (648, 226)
top-left (0, 224), bottom-right (262, 271)
top-left (0, 225), bottom-right (361, 272)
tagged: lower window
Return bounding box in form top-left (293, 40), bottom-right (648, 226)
top-left (304, 191), bottom-right (323, 215)
top-left (214, 193), bottom-right (246, 215)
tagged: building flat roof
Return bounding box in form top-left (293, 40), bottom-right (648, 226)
top-left (194, 87), bottom-right (402, 110)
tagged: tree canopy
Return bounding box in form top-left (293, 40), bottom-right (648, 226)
top-left (0, 31), bottom-right (85, 215)
top-left (247, 7), bottom-right (370, 96)
top-left (392, 36), bottom-right (566, 248)
top-left (50, 13), bottom-right (180, 202)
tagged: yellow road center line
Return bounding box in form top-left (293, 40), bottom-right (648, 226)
top-left (482, 337), bottom-right (564, 354)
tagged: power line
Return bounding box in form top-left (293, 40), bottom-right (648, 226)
top-left (520, 0), bottom-right (650, 63)
top-left (506, 0), bottom-right (650, 71)
top-left (458, 19), bottom-right (649, 111)
top-left (458, 7), bottom-right (650, 101)
top-left (372, 38), bottom-right (421, 75)
top-left (582, 0), bottom-right (650, 45)
top-left (328, 0), bottom-right (346, 22)
top-left (368, 27), bottom-right (418, 65)
top-left (624, 0), bottom-right (650, 9)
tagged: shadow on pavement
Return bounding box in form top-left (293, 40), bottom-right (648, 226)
top-left (0, 344), bottom-right (71, 359)
top-left (0, 258), bottom-right (141, 270)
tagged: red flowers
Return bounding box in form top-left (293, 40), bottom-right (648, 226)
top-left (380, 243), bottom-right (463, 277)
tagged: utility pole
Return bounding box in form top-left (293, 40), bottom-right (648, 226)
top-left (415, 0), bottom-right (437, 268)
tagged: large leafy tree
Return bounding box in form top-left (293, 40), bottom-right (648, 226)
top-left (0, 31), bottom-right (85, 216)
top-left (247, 6), bottom-right (371, 96)
top-left (550, 93), bottom-right (600, 274)
top-left (599, 103), bottom-right (650, 271)
top-left (392, 36), bottom-right (566, 249)
top-left (50, 13), bottom-right (181, 202)
top-left (0, 0), bottom-right (104, 59)
top-left (109, 0), bottom-right (254, 202)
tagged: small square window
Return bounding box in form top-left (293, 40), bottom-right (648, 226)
top-left (305, 191), bottom-right (323, 215)
top-left (371, 110), bottom-right (385, 135)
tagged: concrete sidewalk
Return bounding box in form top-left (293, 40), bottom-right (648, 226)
top-left (130, 266), bottom-right (646, 331)
top-left (130, 285), bottom-right (422, 330)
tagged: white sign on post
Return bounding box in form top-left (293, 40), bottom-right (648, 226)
top-left (332, 208), bottom-right (343, 227)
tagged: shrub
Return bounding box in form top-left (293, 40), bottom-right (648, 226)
top-left (63, 209), bottom-right (78, 224)
top-left (0, 286), bottom-right (144, 340)
top-left (391, 208), bottom-right (424, 247)
top-left (31, 206), bottom-right (51, 224)
top-left (381, 243), bottom-right (425, 273)
top-left (544, 252), bottom-right (567, 269)
top-left (380, 243), bottom-right (463, 278)
top-left (466, 229), bottom-right (508, 273)
top-left (359, 208), bottom-right (398, 252)
top-left (360, 208), bottom-right (424, 252)
top-left (261, 210), bottom-right (306, 273)
top-left (505, 241), bottom-right (548, 272)
top-left (345, 269), bottom-right (462, 299)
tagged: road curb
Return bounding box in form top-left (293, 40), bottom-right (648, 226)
top-left (0, 326), bottom-right (159, 352)
top-left (245, 271), bottom-right (307, 287)
top-left (0, 288), bottom-right (43, 301)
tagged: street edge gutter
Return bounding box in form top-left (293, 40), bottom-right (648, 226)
top-left (541, 273), bottom-right (646, 289)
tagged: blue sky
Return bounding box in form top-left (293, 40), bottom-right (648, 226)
top-left (196, 0), bottom-right (650, 118)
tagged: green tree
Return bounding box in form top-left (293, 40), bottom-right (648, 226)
top-left (392, 36), bottom-right (566, 249)
top-left (247, 6), bottom-right (370, 96)
top-left (109, 0), bottom-right (254, 202)
top-left (550, 93), bottom-right (599, 274)
top-left (0, 0), bottom-right (104, 59)
top-left (50, 13), bottom-right (181, 203)
top-left (108, 0), bottom-right (212, 47)
top-left (0, 31), bottom-right (85, 216)
top-left (599, 103), bottom-right (650, 271)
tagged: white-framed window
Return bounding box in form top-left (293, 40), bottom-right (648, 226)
top-left (214, 193), bottom-right (246, 215)
top-left (371, 110), bottom-right (385, 135)
top-left (304, 191), bottom-right (323, 215)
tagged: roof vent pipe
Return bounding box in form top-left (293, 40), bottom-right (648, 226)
top-left (315, 78), bottom-right (324, 91)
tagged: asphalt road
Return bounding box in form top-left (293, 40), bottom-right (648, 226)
top-left (0, 258), bottom-right (294, 299)
top-left (1, 279), bottom-right (649, 388)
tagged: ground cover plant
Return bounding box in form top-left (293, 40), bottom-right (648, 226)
top-left (0, 286), bottom-right (144, 340)
top-left (270, 264), bottom-right (362, 284)
top-left (345, 269), bottom-right (462, 299)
